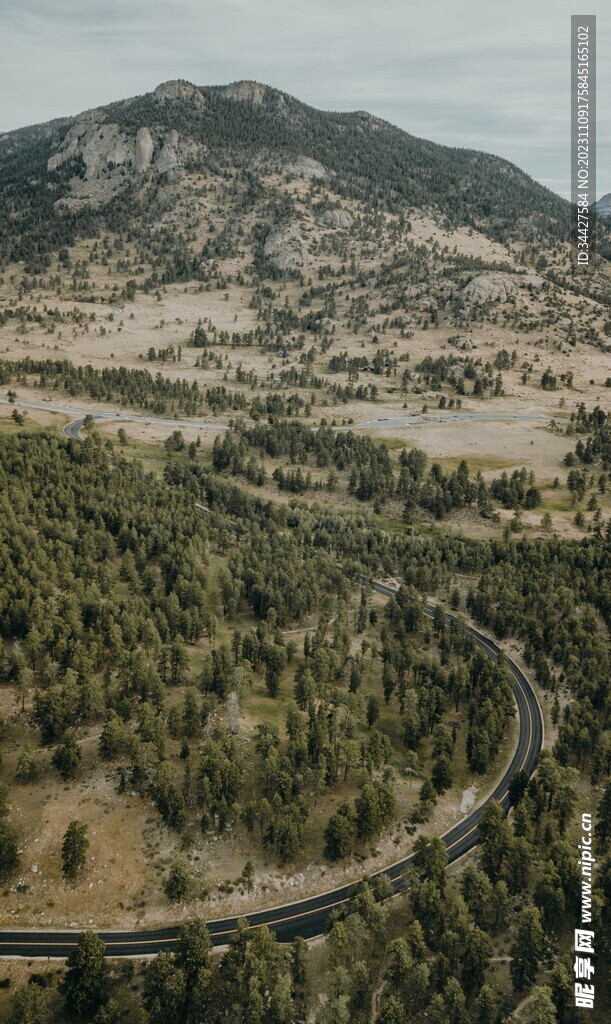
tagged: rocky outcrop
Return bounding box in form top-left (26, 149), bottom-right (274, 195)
top-left (285, 155), bottom-right (327, 180)
top-left (222, 81), bottom-right (267, 105)
top-left (47, 106), bottom-right (190, 203)
top-left (263, 226), bottom-right (307, 271)
top-left (47, 111), bottom-right (124, 176)
top-left (221, 81), bottom-right (290, 117)
top-left (153, 80), bottom-right (205, 107)
top-left (134, 127), bottom-right (154, 171)
top-left (356, 111), bottom-right (386, 131)
top-left (321, 208), bottom-right (353, 229)
top-left (462, 272), bottom-right (543, 304)
top-left (155, 130), bottom-right (180, 175)
top-left (48, 112), bottom-right (139, 180)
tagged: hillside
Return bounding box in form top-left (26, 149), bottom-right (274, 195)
top-left (0, 81), bottom-right (610, 544)
top-left (0, 77), bottom-right (585, 271)
top-left (0, 77), bottom-right (609, 1024)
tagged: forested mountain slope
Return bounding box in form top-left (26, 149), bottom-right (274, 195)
top-left (0, 78), bottom-right (578, 269)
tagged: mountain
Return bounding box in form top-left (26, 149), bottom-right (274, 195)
top-left (0, 78), bottom-right (574, 272)
top-left (593, 192), bottom-right (611, 219)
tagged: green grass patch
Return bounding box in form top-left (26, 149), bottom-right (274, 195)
top-left (374, 437), bottom-right (408, 451)
top-left (432, 454), bottom-right (518, 474)
top-left (376, 512), bottom-right (409, 533)
top-left (537, 491), bottom-right (572, 512)
top-left (0, 409), bottom-right (68, 435)
top-left (93, 430), bottom-right (170, 476)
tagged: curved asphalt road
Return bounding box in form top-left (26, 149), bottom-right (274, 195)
top-left (0, 580), bottom-right (543, 958)
top-left (0, 397), bottom-right (228, 437)
top-left (1, 395), bottom-right (551, 437)
top-left (63, 417), bottom-right (89, 441)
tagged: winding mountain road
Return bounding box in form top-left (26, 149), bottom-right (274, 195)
top-left (0, 578), bottom-right (543, 958)
top-left (0, 397), bottom-right (228, 438)
top-left (0, 395), bottom-right (551, 439)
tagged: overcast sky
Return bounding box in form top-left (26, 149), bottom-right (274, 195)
top-left (0, 0), bottom-right (608, 199)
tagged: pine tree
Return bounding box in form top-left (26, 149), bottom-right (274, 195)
top-left (595, 780), bottom-right (611, 844)
top-left (51, 731), bottom-right (82, 781)
top-left (62, 932), bottom-right (109, 1021)
top-left (474, 984), bottom-right (497, 1024)
top-left (7, 982), bottom-right (52, 1024)
top-left (0, 818), bottom-right (19, 881)
top-left (478, 800), bottom-right (512, 880)
top-left (523, 986), bottom-right (558, 1024)
top-left (14, 745), bottom-right (39, 783)
top-left (324, 803), bottom-right (357, 860)
top-left (412, 835), bottom-right (447, 889)
top-left (462, 925), bottom-right (492, 994)
top-left (164, 858), bottom-right (193, 902)
top-left (98, 713), bottom-right (125, 761)
top-left (61, 820), bottom-right (89, 882)
top-left (510, 906), bottom-right (545, 990)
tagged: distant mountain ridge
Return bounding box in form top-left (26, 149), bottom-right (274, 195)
top-left (0, 78), bottom-right (587, 270)
top-left (593, 192), bottom-right (611, 219)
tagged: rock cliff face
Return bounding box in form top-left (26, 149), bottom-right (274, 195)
top-left (462, 272), bottom-right (543, 304)
top-left (222, 81), bottom-right (267, 105)
top-left (220, 80), bottom-right (290, 117)
top-left (134, 127), bottom-right (154, 172)
top-left (46, 111), bottom-right (125, 177)
top-left (47, 112), bottom-right (185, 182)
top-left (46, 102), bottom-right (191, 206)
top-left (155, 130), bottom-right (180, 176)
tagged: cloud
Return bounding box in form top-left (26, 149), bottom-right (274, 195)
top-left (0, 0), bottom-right (608, 198)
